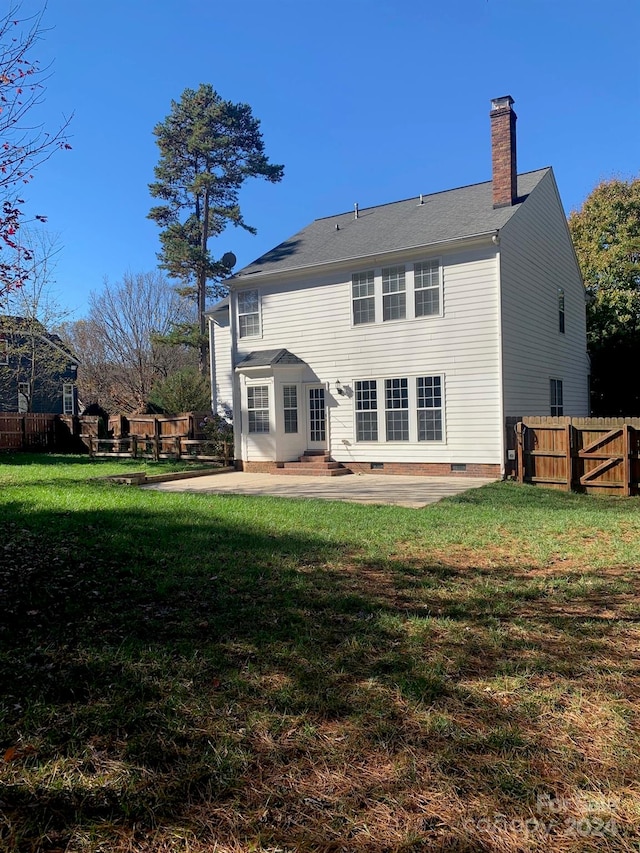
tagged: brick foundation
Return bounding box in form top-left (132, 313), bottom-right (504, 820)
top-left (345, 462), bottom-right (501, 478)
top-left (239, 459), bottom-right (501, 478)
top-left (237, 460), bottom-right (280, 474)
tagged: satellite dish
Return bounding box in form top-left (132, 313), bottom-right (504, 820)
top-left (221, 251), bottom-right (237, 270)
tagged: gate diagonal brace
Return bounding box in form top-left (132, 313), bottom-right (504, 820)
top-left (579, 455), bottom-right (623, 484)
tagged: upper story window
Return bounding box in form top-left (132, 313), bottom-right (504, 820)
top-left (414, 260), bottom-right (441, 317)
top-left (238, 289), bottom-right (260, 338)
top-left (0, 336), bottom-right (7, 365)
top-left (558, 288), bottom-right (565, 334)
top-left (247, 385), bottom-right (269, 433)
top-left (382, 266), bottom-right (406, 321)
top-left (351, 260), bottom-right (442, 327)
top-left (352, 271), bottom-right (375, 325)
top-left (550, 379), bottom-right (563, 416)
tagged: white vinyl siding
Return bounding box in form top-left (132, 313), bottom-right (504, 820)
top-left (500, 170), bottom-right (589, 415)
top-left (222, 243), bottom-right (502, 466)
top-left (210, 311), bottom-right (233, 419)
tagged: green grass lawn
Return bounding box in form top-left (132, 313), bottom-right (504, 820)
top-left (1, 454), bottom-right (639, 852)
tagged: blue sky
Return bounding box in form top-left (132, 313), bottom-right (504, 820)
top-left (14, 0), bottom-right (640, 316)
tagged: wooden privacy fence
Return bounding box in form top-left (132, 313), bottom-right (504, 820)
top-left (89, 411), bottom-right (230, 462)
top-left (87, 435), bottom-right (232, 463)
top-left (506, 417), bottom-right (640, 495)
top-left (0, 411), bottom-right (231, 463)
top-left (0, 413), bottom-right (80, 452)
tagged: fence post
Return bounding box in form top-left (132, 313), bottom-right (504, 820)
top-left (20, 415), bottom-right (26, 450)
top-left (565, 422), bottom-right (573, 492)
top-left (516, 422), bottom-right (524, 483)
top-left (174, 436), bottom-right (181, 459)
top-left (131, 434), bottom-right (137, 458)
top-left (624, 424), bottom-right (631, 497)
top-left (153, 435), bottom-right (159, 462)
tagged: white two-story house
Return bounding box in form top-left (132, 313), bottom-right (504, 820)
top-left (208, 96), bottom-right (589, 478)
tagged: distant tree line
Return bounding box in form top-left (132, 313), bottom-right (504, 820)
top-left (568, 176), bottom-right (640, 415)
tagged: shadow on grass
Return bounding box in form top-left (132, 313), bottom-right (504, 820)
top-left (0, 494), bottom-right (638, 851)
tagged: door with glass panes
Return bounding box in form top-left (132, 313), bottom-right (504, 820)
top-left (306, 385), bottom-right (327, 450)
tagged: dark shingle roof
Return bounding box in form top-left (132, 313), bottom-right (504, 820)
top-left (206, 296), bottom-right (229, 315)
top-left (236, 349), bottom-right (306, 369)
top-left (233, 169), bottom-right (550, 280)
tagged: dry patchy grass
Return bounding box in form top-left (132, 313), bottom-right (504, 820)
top-left (0, 456), bottom-right (639, 851)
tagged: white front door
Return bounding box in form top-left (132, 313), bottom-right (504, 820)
top-left (307, 385), bottom-right (327, 450)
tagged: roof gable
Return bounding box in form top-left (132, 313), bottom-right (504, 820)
top-left (233, 169), bottom-right (551, 281)
top-left (236, 349), bottom-right (305, 369)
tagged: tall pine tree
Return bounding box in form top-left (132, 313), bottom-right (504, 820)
top-left (148, 85), bottom-right (284, 373)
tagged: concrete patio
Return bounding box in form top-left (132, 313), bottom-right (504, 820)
top-left (141, 470), bottom-right (497, 509)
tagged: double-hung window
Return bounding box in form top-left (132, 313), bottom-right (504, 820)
top-left (385, 378), bottom-right (409, 440)
top-left (550, 379), bottom-right (563, 416)
top-left (355, 380), bottom-right (378, 441)
top-left (238, 290), bottom-right (260, 338)
top-left (247, 385), bottom-right (269, 433)
top-left (417, 376), bottom-right (443, 441)
top-left (283, 385), bottom-right (298, 434)
top-left (414, 260), bottom-right (441, 317)
top-left (352, 271), bottom-right (375, 325)
top-left (382, 266), bottom-right (406, 321)
top-left (62, 383), bottom-right (75, 416)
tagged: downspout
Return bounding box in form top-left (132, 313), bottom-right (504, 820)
top-left (228, 291), bottom-right (242, 466)
top-left (208, 315), bottom-right (216, 414)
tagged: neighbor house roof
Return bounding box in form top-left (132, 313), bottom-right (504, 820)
top-left (0, 314), bottom-right (79, 363)
top-left (236, 349), bottom-right (306, 369)
top-left (230, 168), bottom-right (550, 281)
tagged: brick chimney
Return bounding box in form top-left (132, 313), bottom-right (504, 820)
top-left (490, 95), bottom-right (517, 208)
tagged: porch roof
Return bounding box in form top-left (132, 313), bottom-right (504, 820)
top-left (235, 349), bottom-right (306, 370)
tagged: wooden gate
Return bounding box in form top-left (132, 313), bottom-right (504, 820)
top-left (511, 417), bottom-right (640, 496)
top-left (575, 424), bottom-right (633, 495)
